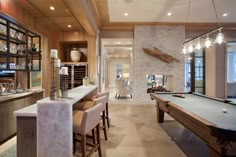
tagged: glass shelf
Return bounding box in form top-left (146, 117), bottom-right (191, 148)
top-left (0, 13), bottom-right (41, 71)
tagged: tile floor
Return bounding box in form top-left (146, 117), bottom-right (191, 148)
top-left (0, 87), bottom-right (210, 157)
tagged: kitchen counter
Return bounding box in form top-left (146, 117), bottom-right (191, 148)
top-left (0, 89), bottom-right (44, 103)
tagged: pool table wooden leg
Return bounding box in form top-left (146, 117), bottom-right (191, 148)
top-left (209, 147), bottom-right (222, 157)
top-left (156, 104), bottom-right (164, 123)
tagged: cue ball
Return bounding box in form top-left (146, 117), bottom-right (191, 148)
top-left (222, 108), bottom-right (228, 113)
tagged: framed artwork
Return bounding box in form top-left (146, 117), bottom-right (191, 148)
top-left (30, 60), bottom-right (42, 88)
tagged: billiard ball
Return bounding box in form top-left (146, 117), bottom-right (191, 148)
top-left (222, 108), bottom-right (228, 113)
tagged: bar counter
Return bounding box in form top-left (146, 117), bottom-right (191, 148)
top-left (14, 85), bottom-right (98, 157)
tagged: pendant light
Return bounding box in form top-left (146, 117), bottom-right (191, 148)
top-left (195, 38), bottom-right (201, 50)
top-left (215, 29), bottom-right (224, 44)
top-left (182, 0), bottom-right (191, 54)
top-left (181, 0), bottom-right (225, 52)
top-left (212, 0), bottom-right (224, 45)
top-left (205, 35), bottom-right (211, 48)
top-left (188, 42), bottom-right (193, 52)
top-left (182, 46), bottom-right (187, 54)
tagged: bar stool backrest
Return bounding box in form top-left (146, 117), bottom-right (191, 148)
top-left (96, 91), bottom-right (109, 105)
top-left (81, 102), bottom-right (105, 134)
top-left (93, 95), bottom-right (107, 111)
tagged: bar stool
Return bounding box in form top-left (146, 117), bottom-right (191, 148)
top-left (73, 102), bottom-right (105, 157)
top-left (73, 95), bottom-right (108, 140)
top-left (75, 91), bottom-right (110, 128)
top-left (94, 92), bottom-right (110, 128)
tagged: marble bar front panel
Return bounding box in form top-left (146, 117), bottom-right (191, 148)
top-left (37, 85), bottom-right (97, 157)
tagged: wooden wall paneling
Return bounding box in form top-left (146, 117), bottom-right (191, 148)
top-left (0, 0), bottom-right (36, 29)
top-left (62, 31), bottom-right (86, 42)
top-left (87, 35), bottom-right (96, 79)
top-left (40, 35), bottom-right (50, 96)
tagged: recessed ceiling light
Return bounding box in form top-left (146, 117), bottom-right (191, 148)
top-left (50, 6), bottom-right (55, 11)
top-left (167, 12), bottom-right (172, 16)
top-left (68, 25), bottom-right (71, 28)
top-left (223, 13), bottom-right (228, 17)
top-left (124, 12), bottom-right (128, 16)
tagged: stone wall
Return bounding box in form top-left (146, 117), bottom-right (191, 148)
top-left (132, 26), bottom-right (185, 100)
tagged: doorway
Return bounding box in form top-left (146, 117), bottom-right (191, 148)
top-left (100, 38), bottom-right (133, 91)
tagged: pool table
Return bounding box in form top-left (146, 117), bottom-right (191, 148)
top-left (150, 92), bottom-right (236, 157)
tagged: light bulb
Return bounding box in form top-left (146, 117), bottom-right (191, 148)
top-left (188, 43), bottom-right (193, 52)
top-left (182, 46), bottom-right (187, 54)
top-left (205, 37), bottom-right (211, 48)
top-left (215, 31), bottom-right (224, 44)
top-left (195, 39), bottom-right (201, 50)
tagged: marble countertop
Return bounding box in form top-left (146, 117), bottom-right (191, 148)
top-left (14, 103), bottom-right (38, 117)
top-left (14, 85), bottom-right (97, 117)
top-left (0, 89), bottom-right (44, 103)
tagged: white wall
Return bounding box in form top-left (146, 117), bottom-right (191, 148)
top-left (133, 26), bottom-right (185, 101)
top-left (108, 57), bottom-right (131, 87)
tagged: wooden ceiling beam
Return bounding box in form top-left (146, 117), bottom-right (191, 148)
top-left (100, 22), bottom-right (236, 32)
top-left (88, 0), bottom-right (102, 28)
top-left (63, 0), bottom-right (97, 36)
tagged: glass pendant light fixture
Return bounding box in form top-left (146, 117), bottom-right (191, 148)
top-left (188, 42), bottom-right (193, 52)
top-left (195, 38), bottom-right (201, 50)
top-left (182, 46), bottom-right (187, 54)
top-left (205, 35), bottom-right (211, 48)
top-left (181, 0), bottom-right (225, 52)
top-left (215, 29), bottom-right (224, 44)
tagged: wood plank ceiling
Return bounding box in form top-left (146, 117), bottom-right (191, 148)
top-left (26, 0), bottom-right (83, 31)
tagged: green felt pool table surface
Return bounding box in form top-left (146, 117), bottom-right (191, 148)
top-left (156, 93), bottom-right (236, 130)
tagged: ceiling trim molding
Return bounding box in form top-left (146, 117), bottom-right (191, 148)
top-left (63, 0), bottom-right (96, 36)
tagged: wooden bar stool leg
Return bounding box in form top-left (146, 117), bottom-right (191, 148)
top-left (102, 111), bottom-right (108, 140)
top-left (92, 128), bottom-right (96, 144)
top-left (81, 134), bottom-right (86, 157)
top-left (73, 133), bottom-right (76, 153)
top-left (96, 124), bottom-right (102, 157)
top-left (105, 103), bottom-right (110, 128)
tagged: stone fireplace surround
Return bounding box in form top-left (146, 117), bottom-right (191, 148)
top-left (132, 26), bottom-right (185, 102)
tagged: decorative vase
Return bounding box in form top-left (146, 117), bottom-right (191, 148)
top-left (70, 48), bottom-right (81, 62)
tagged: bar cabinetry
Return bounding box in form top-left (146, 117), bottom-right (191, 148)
top-left (0, 90), bottom-right (43, 144)
top-left (61, 62), bottom-right (87, 89)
